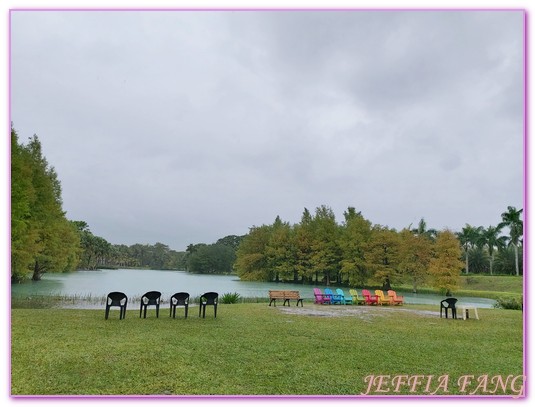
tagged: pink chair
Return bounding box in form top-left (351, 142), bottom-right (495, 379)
top-left (313, 288), bottom-right (332, 304)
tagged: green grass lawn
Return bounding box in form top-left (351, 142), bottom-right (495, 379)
top-left (11, 303), bottom-right (524, 396)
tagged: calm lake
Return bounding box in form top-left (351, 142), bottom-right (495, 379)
top-left (11, 268), bottom-right (497, 308)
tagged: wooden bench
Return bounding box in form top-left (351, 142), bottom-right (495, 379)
top-left (269, 290), bottom-right (303, 307)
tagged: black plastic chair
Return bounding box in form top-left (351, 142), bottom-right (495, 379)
top-left (199, 292), bottom-right (218, 318)
top-left (170, 292), bottom-right (190, 319)
top-left (105, 292), bottom-right (128, 320)
top-left (440, 298), bottom-right (458, 319)
top-left (140, 291), bottom-right (162, 318)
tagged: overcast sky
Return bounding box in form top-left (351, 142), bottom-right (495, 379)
top-left (10, 10), bottom-right (524, 251)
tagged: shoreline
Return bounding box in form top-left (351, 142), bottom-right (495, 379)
top-left (11, 297), bottom-right (497, 310)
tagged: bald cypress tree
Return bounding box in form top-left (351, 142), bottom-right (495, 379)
top-left (365, 225), bottom-right (400, 287)
top-left (11, 126), bottom-right (80, 282)
top-left (429, 230), bottom-right (463, 296)
top-left (11, 127), bottom-right (39, 282)
top-left (295, 208), bottom-right (315, 283)
top-left (339, 207), bottom-right (372, 287)
top-left (265, 216), bottom-right (296, 282)
top-left (309, 205), bottom-right (341, 285)
top-left (234, 224), bottom-right (274, 281)
top-left (398, 228), bottom-right (432, 293)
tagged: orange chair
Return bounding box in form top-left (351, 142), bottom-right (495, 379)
top-left (387, 290), bottom-right (404, 305)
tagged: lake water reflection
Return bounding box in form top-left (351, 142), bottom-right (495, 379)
top-left (11, 268), bottom-right (496, 308)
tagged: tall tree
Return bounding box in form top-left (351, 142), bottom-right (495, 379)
top-left (294, 208), bottom-right (315, 283)
top-left (234, 224), bottom-right (274, 281)
top-left (11, 129), bottom-right (80, 281)
top-left (494, 245), bottom-right (523, 275)
top-left (398, 228), bottom-right (432, 293)
top-left (339, 208), bottom-right (372, 287)
top-left (309, 205), bottom-right (341, 285)
top-left (11, 127), bottom-right (39, 282)
top-left (467, 246), bottom-right (490, 274)
top-left (364, 225), bottom-right (399, 287)
top-left (429, 230), bottom-right (463, 295)
top-left (481, 225), bottom-right (507, 275)
top-left (265, 216), bottom-right (297, 282)
top-left (455, 224), bottom-right (483, 274)
top-left (499, 206), bottom-right (523, 276)
top-left (27, 135), bottom-right (79, 280)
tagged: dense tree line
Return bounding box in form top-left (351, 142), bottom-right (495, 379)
top-left (11, 127), bottom-right (80, 282)
top-left (73, 233), bottom-right (243, 273)
top-left (74, 225), bottom-right (188, 271)
top-left (234, 205), bottom-right (522, 294)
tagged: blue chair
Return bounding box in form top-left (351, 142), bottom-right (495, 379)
top-left (324, 288), bottom-right (342, 305)
top-left (336, 288), bottom-right (353, 305)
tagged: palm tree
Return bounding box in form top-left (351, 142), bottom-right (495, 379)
top-left (411, 218), bottom-right (438, 240)
top-left (494, 246), bottom-right (522, 275)
top-left (468, 246), bottom-right (490, 274)
top-left (499, 206), bottom-right (523, 276)
top-left (481, 225), bottom-right (507, 275)
top-left (456, 224), bottom-right (483, 274)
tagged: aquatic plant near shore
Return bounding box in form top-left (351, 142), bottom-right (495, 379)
top-left (221, 292), bottom-right (241, 304)
top-left (494, 296), bottom-right (523, 310)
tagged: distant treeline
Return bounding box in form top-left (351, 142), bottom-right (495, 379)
top-left (76, 231), bottom-right (244, 274)
top-left (233, 205), bottom-right (523, 294)
top-left (74, 223), bottom-right (187, 271)
top-left (235, 207), bottom-right (465, 294)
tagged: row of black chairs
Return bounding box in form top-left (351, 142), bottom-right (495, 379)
top-left (104, 291), bottom-right (218, 320)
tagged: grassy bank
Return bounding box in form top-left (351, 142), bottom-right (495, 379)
top-left (458, 274), bottom-right (523, 293)
top-left (394, 274), bottom-right (523, 301)
top-left (11, 303), bottom-right (523, 396)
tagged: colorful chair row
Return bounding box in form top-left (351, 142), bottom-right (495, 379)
top-left (312, 288), bottom-right (404, 306)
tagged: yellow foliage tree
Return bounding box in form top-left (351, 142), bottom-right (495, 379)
top-left (429, 230), bottom-right (464, 295)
